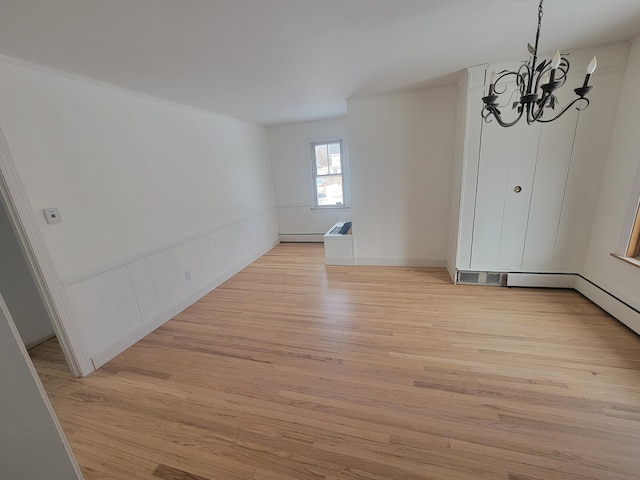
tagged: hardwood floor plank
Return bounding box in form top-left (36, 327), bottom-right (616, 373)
top-left (30, 243), bottom-right (640, 479)
top-left (152, 464), bottom-right (211, 480)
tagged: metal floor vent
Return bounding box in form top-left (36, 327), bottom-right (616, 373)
top-left (457, 271), bottom-right (507, 286)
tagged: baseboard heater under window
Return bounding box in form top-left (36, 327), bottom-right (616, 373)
top-left (278, 233), bottom-right (324, 243)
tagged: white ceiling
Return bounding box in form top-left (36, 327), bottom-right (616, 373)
top-left (1, 0), bottom-right (640, 126)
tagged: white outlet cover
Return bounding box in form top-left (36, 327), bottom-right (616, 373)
top-left (43, 207), bottom-right (62, 225)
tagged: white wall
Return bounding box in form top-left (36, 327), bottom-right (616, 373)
top-left (347, 87), bottom-right (457, 265)
top-left (0, 200), bottom-right (53, 347)
top-left (0, 58), bottom-right (278, 370)
top-left (581, 37), bottom-right (640, 315)
top-left (0, 59), bottom-right (276, 279)
top-left (268, 117), bottom-right (350, 239)
top-left (0, 293), bottom-right (82, 479)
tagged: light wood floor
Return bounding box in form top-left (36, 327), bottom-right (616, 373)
top-left (31, 243), bottom-right (640, 480)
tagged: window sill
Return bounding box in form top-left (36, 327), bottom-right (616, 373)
top-left (610, 253), bottom-right (640, 269)
top-left (311, 206), bottom-right (350, 211)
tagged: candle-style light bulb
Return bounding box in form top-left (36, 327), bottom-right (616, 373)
top-left (488, 70), bottom-right (496, 95)
top-left (583, 56), bottom-right (598, 88)
top-left (549, 50), bottom-right (561, 83)
top-left (551, 50), bottom-right (562, 69)
top-left (540, 72), bottom-right (550, 86)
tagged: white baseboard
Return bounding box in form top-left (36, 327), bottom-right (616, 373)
top-left (278, 234), bottom-right (324, 243)
top-left (575, 276), bottom-right (640, 335)
top-left (90, 241), bottom-right (277, 369)
top-left (355, 257), bottom-right (447, 267)
top-left (325, 257), bottom-right (356, 266)
top-left (507, 273), bottom-right (577, 288)
top-left (25, 333), bottom-right (57, 351)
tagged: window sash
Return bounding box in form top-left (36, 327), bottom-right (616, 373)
top-left (312, 140), bottom-right (344, 208)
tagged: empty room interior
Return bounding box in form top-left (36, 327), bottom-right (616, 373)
top-left (2, 1), bottom-right (640, 479)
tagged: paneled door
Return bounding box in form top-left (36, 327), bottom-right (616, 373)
top-left (471, 90), bottom-right (579, 272)
top-left (470, 117), bottom-right (540, 270)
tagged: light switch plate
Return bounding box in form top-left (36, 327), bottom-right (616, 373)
top-left (43, 208), bottom-right (62, 225)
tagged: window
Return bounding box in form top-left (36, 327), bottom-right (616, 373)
top-left (626, 202), bottom-right (640, 259)
top-left (614, 162), bottom-right (640, 265)
top-left (312, 140), bottom-right (345, 207)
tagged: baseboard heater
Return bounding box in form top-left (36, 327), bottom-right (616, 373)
top-left (507, 273), bottom-right (577, 288)
top-left (575, 276), bottom-right (640, 335)
top-left (456, 271), bottom-right (578, 288)
top-left (456, 271), bottom-right (507, 286)
top-left (456, 270), bottom-right (639, 336)
top-left (278, 233), bottom-right (324, 243)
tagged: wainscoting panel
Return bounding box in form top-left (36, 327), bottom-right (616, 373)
top-left (208, 227), bottom-right (233, 277)
top-left (147, 246), bottom-right (192, 312)
top-left (66, 274), bottom-right (121, 356)
top-left (103, 266), bottom-right (144, 332)
top-left (127, 258), bottom-right (161, 324)
top-left (184, 236), bottom-right (215, 293)
top-left (63, 209), bottom-right (279, 371)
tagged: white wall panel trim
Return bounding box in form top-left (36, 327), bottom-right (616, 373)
top-left (62, 207), bottom-right (277, 286)
top-left (90, 235), bottom-right (278, 369)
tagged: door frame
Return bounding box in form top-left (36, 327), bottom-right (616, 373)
top-left (0, 124), bottom-right (92, 377)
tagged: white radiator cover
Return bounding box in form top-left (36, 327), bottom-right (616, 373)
top-left (506, 273), bottom-right (578, 288)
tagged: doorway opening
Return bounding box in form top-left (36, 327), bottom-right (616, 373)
top-left (0, 126), bottom-right (91, 377)
top-left (0, 196), bottom-right (59, 352)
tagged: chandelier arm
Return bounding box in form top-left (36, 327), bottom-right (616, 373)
top-left (528, 95), bottom-right (549, 123)
top-left (492, 70), bottom-right (524, 96)
top-left (536, 97), bottom-right (590, 123)
top-left (517, 63), bottom-right (531, 93)
top-left (483, 104), bottom-right (525, 128)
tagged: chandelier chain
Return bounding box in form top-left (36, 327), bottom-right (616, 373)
top-left (538, 0), bottom-right (544, 26)
top-left (533, 0), bottom-right (544, 64)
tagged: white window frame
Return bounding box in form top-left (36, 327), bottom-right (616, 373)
top-left (627, 206), bottom-right (640, 259)
top-left (614, 160), bottom-right (640, 264)
top-left (311, 140), bottom-right (348, 209)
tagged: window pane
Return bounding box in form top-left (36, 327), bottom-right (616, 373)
top-left (328, 143), bottom-right (341, 175)
top-left (316, 176), bottom-right (343, 206)
top-left (315, 144), bottom-right (329, 175)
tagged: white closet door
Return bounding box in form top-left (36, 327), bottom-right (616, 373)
top-left (522, 90), bottom-right (579, 271)
top-left (471, 116), bottom-right (540, 270)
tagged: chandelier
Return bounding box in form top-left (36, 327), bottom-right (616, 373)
top-left (481, 0), bottom-right (597, 127)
